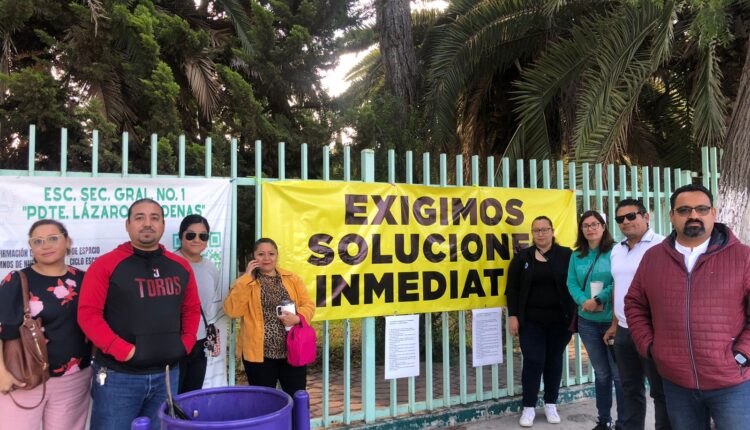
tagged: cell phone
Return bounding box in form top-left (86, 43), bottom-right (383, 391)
top-left (249, 259), bottom-right (259, 278)
top-left (607, 337), bottom-right (617, 363)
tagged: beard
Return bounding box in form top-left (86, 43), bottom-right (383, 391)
top-left (137, 230), bottom-right (160, 244)
top-left (683, 219), bottom-right (705, 238)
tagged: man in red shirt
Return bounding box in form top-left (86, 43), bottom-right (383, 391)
top-left (78, 198), bottom-right (201, 429)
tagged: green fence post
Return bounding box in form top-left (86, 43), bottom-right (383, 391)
top-left (121, 132), bottom-right (129, 177)
top-left (710, 147), bottom-right (719, 197)
top-left (254, 140), bottom-right (262, 239)
top-left (343, 145), bottom-right (352, 425)
top-left (92, 130), bottom-right (99, 177)
top-left (205, 137), bottom-right (212, 177)
top-left (701, 147), bottom-right (710, 189)
top-left (178, 135), bottom-right (186, 177)
top-left (151, 134), bottom-right (158, 177)
top-left (321, 146), bottom-right (331, 427)
top-left (60, 128), bottom-right (68, 176)
top-left (420, 152), bottom-right (433, 411)
top-left (361, 149), bottom-right (376, 423)
top-left (28, 124), bottom-right (36, 174)
top-left (229, 137), bottom-right (238, 386)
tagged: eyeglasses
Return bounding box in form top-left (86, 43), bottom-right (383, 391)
top-left (615, 211), bottom-right (644, 224)
top-left (581, 222), bottom-right (602, 230)
top-left (29, 234), bottom-right (66, 248)
top-left (185, 232), bottom-right (209, 241)
top-left (674, 205), bottom-right (711, 217)
top-left (531, 227), bottom-right (552, 234)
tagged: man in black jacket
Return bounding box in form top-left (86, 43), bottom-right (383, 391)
top-left (79, 198), bottom-right (201, 430)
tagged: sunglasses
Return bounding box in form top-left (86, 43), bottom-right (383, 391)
top-left (674, 205), bottom-right (711, 217)
top-left (185, 232), bottom-right (209, 241)
top-left (615, 211), bottom-right (644, 224)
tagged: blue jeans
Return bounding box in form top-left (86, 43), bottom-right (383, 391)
top-left (662, 378), bottom-right (750, 430)
top-left (578, 317), bottom-right (624, 426)
top-left (90, 361), bottom-right (179, 430)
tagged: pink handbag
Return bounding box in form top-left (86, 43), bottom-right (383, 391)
top-left (287, 314), bottom-right (316, 367)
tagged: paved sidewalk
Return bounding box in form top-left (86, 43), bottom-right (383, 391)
top-left (305, 345), bottom-right (590, 418)
top-left (463, 396), bottom-right (655, 430)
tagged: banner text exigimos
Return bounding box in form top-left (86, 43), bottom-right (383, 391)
top-left (262, 181), bottom-right (577, 321)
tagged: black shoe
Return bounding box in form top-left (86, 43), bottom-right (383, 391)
top-left (592, 420), bottom-right (612, 430)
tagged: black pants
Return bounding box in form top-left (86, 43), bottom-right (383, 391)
top-left (519, 320), bottom-right (572, 407)
top-left (243, 358), bottom-right (307, 398)
top-left (614, 326), bottom-right (671, 430)
top-left (178, 338), bottom-right (207, 394)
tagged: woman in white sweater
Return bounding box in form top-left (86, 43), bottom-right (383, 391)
top-left (175, 215), bottom-right (223, 393)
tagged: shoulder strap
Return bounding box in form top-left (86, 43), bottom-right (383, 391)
top-left (18, 271), bottom-right (31, 317)
top-left (580, 251), bottom-right (602, 291)
top-left (535, 247), bottom-right (549, 263)
top-left (199, 306), bottom-right (209, 330)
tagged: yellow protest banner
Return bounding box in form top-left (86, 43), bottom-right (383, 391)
top-left (262, 181), bottom-right (577, 321)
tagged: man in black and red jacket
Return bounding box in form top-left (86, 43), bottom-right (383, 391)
top-left (78, 198), bottom-right (201, 430)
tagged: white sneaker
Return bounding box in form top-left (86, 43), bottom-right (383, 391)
top-left (519, 407), bottom-right (535, 427)
top-left (544, 403), bottom-right (561, 424)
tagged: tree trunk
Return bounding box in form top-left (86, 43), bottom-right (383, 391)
top-left (376, 0), bottom-right (418, 108)
top-left (718, 39), bottom-right (750, 244)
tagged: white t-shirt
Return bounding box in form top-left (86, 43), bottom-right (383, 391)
top-left (611, 229), bottom-right (665, 328)
top-left (675, 237), bottom-right (710, 273)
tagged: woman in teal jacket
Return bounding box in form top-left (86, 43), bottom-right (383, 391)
top-left (567, 210), bottom-right (623, 430)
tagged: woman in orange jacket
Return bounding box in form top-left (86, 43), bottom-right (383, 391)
top-left (224, 238), bottom-right (315, 397)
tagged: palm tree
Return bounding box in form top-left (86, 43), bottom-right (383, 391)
top-left (64, 0), bottom-right (254, 135)
top-left (425, 0), bottom-right (739, 169)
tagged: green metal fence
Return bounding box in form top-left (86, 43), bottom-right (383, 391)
top-left (0, 125), bottom-right (721, 428)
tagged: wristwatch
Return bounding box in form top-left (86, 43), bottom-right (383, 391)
top-left (594, 296), bottom-right (602, 305)
top-left (734, 351), bottom-right (748, 367)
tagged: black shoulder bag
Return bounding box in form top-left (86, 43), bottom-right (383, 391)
top-left (200, 307), bottom-right (220, 357)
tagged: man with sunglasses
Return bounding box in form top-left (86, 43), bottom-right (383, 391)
top-left (625, 184), bottom-right (750, 430)
top-left (78, 198), bottom-right (201, 430)
top-left (604, 199), bottom-right (669, 430)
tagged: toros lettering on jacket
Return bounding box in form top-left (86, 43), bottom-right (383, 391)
top-left (135, 276), bottom-right (183, 298)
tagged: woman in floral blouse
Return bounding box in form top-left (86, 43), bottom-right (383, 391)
top-left (0, 220), bottom-right (91, 430)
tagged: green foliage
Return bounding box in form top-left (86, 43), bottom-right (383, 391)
top-left (0, 0), bottom-right (34, 32)
top-left (0, 68), bottom-right (69, 132)
top-left (139, 61), bottom-right (182, 134)
top-left (0, 0), bottom-right (359, 180)
top-left (420, 0), bottom-right (743, 169)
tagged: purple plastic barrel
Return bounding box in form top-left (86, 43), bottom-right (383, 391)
top-left (292, 391), bottom-right (310, 430)
top-left (156, 386), bottom-right (293, 429)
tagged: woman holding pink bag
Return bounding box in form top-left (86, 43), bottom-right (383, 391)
top-left (224, 238), bottom-right (315, 397)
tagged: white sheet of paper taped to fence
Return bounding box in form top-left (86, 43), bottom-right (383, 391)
top-left (384, 314), bottom-right (421, 380)
top-left (472, 307), bottom-right (504, 367)
top-left (0, 176), bottom-right (232, 388)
